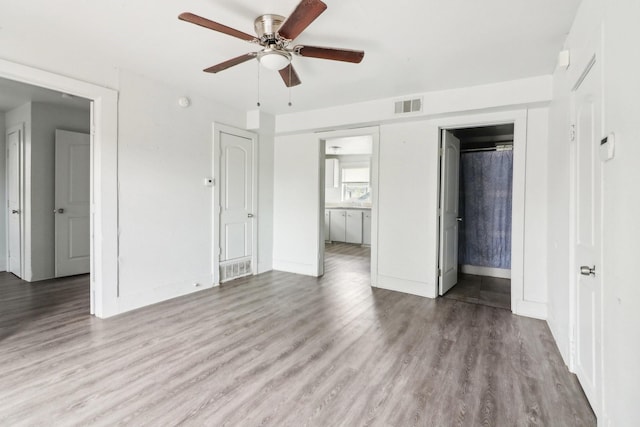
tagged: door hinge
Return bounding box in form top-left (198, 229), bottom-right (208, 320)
top-left (439, 147), bottom-right (444, 156)
top-left (570, 124), bottom-right (576, 141)
top-left (438, 268), bottom-right (442, 276)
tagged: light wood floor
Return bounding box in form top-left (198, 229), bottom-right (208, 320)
top-left (0, 244), bottom-right (595, 426)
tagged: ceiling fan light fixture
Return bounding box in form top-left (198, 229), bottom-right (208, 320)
top-left (258, 49), bottom-right (291, 70)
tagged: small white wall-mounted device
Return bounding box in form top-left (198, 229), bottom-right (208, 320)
top-left (204, 177), bottom-right (214, 187)
top-left (557, 50), bottom-right (570, 69)
top-left (600, 133), bottom-right (615, 161)
top-left (178, 96), bottom-right (191, 108)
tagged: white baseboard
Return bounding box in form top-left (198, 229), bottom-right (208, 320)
top-left (116, 274), bottom-right (215, 315)
top-left (460, 264), bottom-right (511, 279)
top-left (375, 274), bottom-right (435, 298)
top-left (272, 259), bottom-right (318, 277)
top-left (514, 299), bottom-right (547, 320)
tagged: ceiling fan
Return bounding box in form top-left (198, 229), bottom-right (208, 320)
top-left (179, 0), bottom-right (365, 87)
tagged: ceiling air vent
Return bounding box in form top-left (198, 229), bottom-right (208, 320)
top-left (394, 97), bottom-right (422, 114)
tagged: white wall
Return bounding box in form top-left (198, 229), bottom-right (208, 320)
top-left (523, 107), bottom-right (548, 304)
top-left (277, 76), bottom-right (552, 134)
top-left (29, 103), bottom-right (90, 281)
top-left (272, 132), bottom-right (320, 276)
top-left (376, 121), bottom-right (437, 296)
top-left (0, 112), bottom-right (5, 271)
top-left (273, 94), bottom-right (551, 313)
top-left (547, 0), bottom-right (640, 424)
top-left (116, 70), bottom-right (247, 312)
top-left (247, 110), bottom-right (275, 274)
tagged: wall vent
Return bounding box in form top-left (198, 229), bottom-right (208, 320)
top-left (220, 258), bottom-right (252, 283)
top-left (394, 97), bottom-right (423, 114)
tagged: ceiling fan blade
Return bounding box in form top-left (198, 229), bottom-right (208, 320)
top-left (278, 0), bottom-right (327, 40)
top-left (294, 45), bottom-right (365, 63)
top-left (179, 12), bottom-right (257, 42)
top-left (278, 64), bottom-right (302, 87)
top-left (203, 53), bottom-right (257, 73)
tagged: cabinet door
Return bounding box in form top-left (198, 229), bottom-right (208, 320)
top-left (363, 211), bottom-right (371, 245)
top-left (325, 159), bottom-right (339, 188)
top-left (329, 210), bottom-right (346, 242)
top-left (346, 210), bottom-right (363, 244)
top-left (324, 210), bottom-right (331, 241)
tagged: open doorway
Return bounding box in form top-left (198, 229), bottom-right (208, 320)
top-left (321, 133), bottom-right (375, 277)
top-left (1, 76), bottom-right (92, 320)
top-left (438, 124), bottom-right (514, 310)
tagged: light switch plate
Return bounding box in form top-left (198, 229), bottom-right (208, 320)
top-left (600, 133), bottom-right (615, 161)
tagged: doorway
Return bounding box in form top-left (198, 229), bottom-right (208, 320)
top-left (317, 127), bottom-right (379, 282)
top-left (212, 123), bottom-right (258, 285)
top-left (322, 134), bottom-right (373, 275)
top-left (438, 124), bottom-right (514, 310)
top-left (1, 77), bottom-right (91, 313)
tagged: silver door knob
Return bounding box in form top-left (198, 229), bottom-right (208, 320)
top-left (456, 217), bottom-right (463, 222)
top-left (580, 265), bottom-right (596, 277)
top-left (247, 213), bottom-right (254, 218)
top-left (54, 208), bottom-right (64, 214)
top-left (11, 209), bottom-right (19, 214)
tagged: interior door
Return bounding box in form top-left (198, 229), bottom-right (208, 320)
top-left (55, 130), bottom-right (91, 277)
top-left (219, 130), bottom-right (254, 279)
top-left (6, 125), bottom-right (23, 277)
top-left (439, 130), bottom-right (461, 295)
top-left (573, 56), bottom-right (603, 416)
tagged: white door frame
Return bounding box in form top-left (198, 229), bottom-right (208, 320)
top-left (316, 126), bottom-right (380, 285)
top-left (0, 59), bottom-right (119, 318)
top-left (212, 123), bottom-right (258, 285)
top-left (431, 110), bottom-right (533, 317)
top-left (5, 123), bottom-right (25, 278)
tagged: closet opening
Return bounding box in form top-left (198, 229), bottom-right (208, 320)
top-left (438, 123), bottom-right (514, 310)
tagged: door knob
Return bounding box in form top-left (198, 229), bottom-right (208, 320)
top-left (11, 209), bottom-right (19, 214)
top-left (456, 217), bottom-right (463, 222)
top-left (580, 265), bottom-right (596, 277)
top-left (54, 208), bottom-right (64, 214)
top-left (247, 213), bottom-right (254, 218)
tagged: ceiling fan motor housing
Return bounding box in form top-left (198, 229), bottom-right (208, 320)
top-left (254, 14), bottom-right (286, 43)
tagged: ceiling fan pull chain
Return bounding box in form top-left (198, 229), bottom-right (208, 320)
top-left (288, 65), bottom-right (293, 107)
top-left (256, 62), bottom-right (261, 107)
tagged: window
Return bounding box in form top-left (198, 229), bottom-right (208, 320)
top-left (341, 167), bottom-right (371, 202)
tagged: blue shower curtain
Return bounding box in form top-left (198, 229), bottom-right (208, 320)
top-left (458, 150), bottom-right (513, 269)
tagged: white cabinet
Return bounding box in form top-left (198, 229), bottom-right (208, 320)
top-left (363, 211), bottom-right (372, 245)
top-left (329, 210), bottom-right (346, 242)
top-left (324, 210), bottom-right (331, 242)
top-left (325, 158), bottom-right (339, 188)
top-left (346, 211), bottom-right (363, 244)
top-left (326, 209), bottom-right (370, 244)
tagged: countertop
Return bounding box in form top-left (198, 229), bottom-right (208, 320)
top-left (325, 204), bottom-right (371, 210)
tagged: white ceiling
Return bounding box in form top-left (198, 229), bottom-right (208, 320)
top-left (325, 135), bottom-right (372, 155)
top-left (0, 0), bottom-right (581, 115)
top-left (0, 78), bottom-right (90, 113)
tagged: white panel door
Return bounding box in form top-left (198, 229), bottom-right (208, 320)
top-left (55, 130), bottom-right (91, 277)
top-left (439, 130), bottom-right (461, 295)
top-left (573, 57), bottom-right (603, 416)
top-left (6, 126), bottom-right (23, 277)
top-left (219, 131), bottom-right (253, 264)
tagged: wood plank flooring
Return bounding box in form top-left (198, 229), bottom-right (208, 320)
top-left (442, 273), bottom-right (511, 310)
top-left (0, 244), bottom-right (595, 426)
